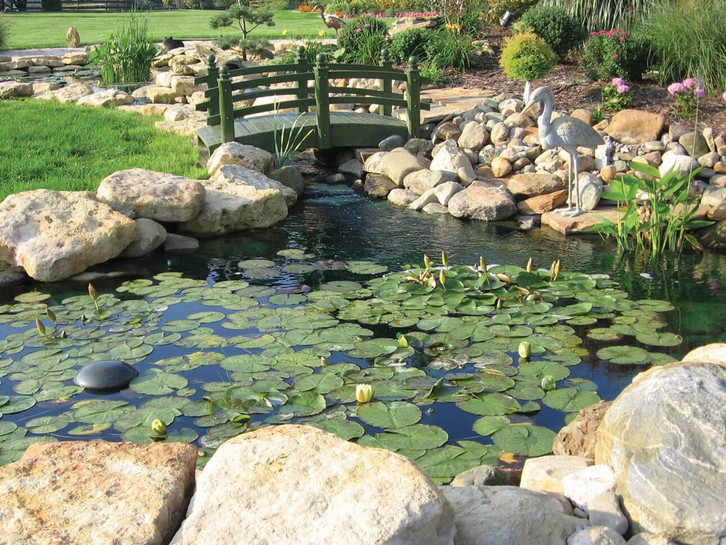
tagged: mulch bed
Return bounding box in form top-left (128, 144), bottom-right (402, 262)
top-left (439, 27), bottom-right (725, 132)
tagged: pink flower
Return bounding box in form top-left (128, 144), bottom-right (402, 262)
top-left (617, 84), bottom-right (630, 93)
top-left (355, 28), bottom-right (362, 32)
top-left (619, 37), bottom-right (625, 42)
top-left (723, 90), bottom-right (726, 101)
top-left (612, 77), bottom-right (625, 86)
top-left (613, 55), bottom-right (619, 59)
top-left (668, 82), bottom-right (685, 94)
top-left (682, 77), bottom-right (695, 88)
top-left (694, 87), bottom-right (705, 98)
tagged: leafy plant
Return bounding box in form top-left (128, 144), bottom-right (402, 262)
top-left (90, 12), bottom-right (158, 85)
top-left (337, 16), bottom-right (388, 64)
top-left (580, 29), bottom-right (650, 82)
top-left (210, 0), bottom-right (275, 62)
top-left (483, 0), bottom-right (538, 24)
top-left (640, 0), bottom-right (726, 91)
top-left (520, 5), bottom-right (584, 57)
top-left (424, 29), bottom-right (474, 72)
top-left (420, 64), bottom-right (444, 85)
top-left (389, 27), bottom-right (429, 64)
top-left (588, 162), bottom-right (713, 258)
top-left (601, 77), bottom-right (632, 112)
top-left (499, 32), bottom-right (557, 82)
top-left (667, 78), bottom-right (706, 119)
top-left (540, 0), bottom-right (661, 33)
top-left (273, 111), bottom-right (314, 168)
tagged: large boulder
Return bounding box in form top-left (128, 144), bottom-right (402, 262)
top-left (211, 164), bottom-right (297, 208)
top-left (171, 425), bottom-right (455, 545)
top-left (0, 81), bottom-right (34, 100)
top-left (206, 142), bottom-right (275, 177)
top-left (177, 179), bottom-right (288, 237)
top-left (377, 147), bottom-right (429, 186)
top-left (505, 172), bottom-right (566, 200)
top-left (365, 173), bottom-right (398, 198)
top-left (97, 169), bottom-right (206, 222)
top-left (440, 485), bottom-right (588, 545)
top-left (554, 401), bottom-right (612, 459)
top-left (430, 140), bottom-right (472, 179)
top-left (51, 82), bottom-right (94, 103)
top-left (519, 455), bottom-right (592, 495)
top-left (0, 441), bottom-right (197, 545)
top-left (457, 122), bottom-right (489, 151)
top-left (448, 181), bottom-right (517, 221)
top-left (77, 88), bottom-right (134, 108)
top-left (605, 110), bottom-right (665, 146)
top-left (595, 361), bottom-right (726, 544)
top-left (0, 190), bottom-right (138, 281)
top-left (120, 218), bottom-right (167, 259)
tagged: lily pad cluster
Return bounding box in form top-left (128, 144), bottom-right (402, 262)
top-left (0, 252), bottom-right (682, 482)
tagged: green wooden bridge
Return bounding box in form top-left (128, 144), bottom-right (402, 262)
top-left (194, 48), bottom-right (431, 153)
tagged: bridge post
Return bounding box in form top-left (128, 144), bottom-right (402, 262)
top-left (379, 48), bottom-right (392, 117)
top-left (405, 56), bottom-right (421, 139)
top-left (314, 54), bottom-right (331, 149)
top-left (218, 65), bottom-right (235, 144)
top-left (295, 46), bottom-right (310, 114)
top-left (205, 55), bottom-right (220, 124)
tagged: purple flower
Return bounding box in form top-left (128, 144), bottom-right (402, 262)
top-left (682, 77), bottom-right (695, 88)
top-left (612, 77), bottom-right (625, 86)
top-left (355, 28), bottom-right (362, 32)
top-left (694, 87), bottom-right (705, 98)
top-left (617, 84), bottom-right (630, 93)
top-left (668, 82), bottom-right (685, 95)
top-left (723, 90), bottom-right (726, 101)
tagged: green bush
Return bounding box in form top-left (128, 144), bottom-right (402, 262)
top-left (326, 0), bottom-right (378, 16)
top-left (0, 16), bottom-right (10, 51)
top-left (388, 28), bottom-right (429, 64)
top-left (40, 0), bottom-right (62, 11)
top-left (520, 5), bottom-right (584, 57)
top-left (499, 32), bottom-right (557, 82)
top-left (91, 12), bottom-right (158, 85)
top-left (580, 29), bottom-right (650, 81)
top-left (424, 29), bottom-right (474, 72)
top-left (337, 16), bottom-right (388, 64)
top-left (277, 41), bottom-right (339, 65)
top-left (640, 0), bottom-right (726, 91)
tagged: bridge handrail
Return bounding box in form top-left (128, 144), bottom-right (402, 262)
top-left (195, 48), bottom-right (428, 146)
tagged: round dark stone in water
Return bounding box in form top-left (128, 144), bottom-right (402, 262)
top-left (74, 361), bottom-right (138, 391)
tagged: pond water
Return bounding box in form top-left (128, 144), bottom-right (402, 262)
top-left (0, 181), bottom-right (724, 480)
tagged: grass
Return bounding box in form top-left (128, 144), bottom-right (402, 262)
top-left (0, 100), bottom-right (207, 201)
top-left (2, 10), bottom-right (346, 50)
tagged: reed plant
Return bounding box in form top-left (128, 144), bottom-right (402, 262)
top-left (639, 0), bottom-right (726, 91)
top-left (91, 11), bottom-right (158, 85)
top-left (540, 0), bottom-right (661, 32)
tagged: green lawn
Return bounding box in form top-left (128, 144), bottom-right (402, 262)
top-left (0, 100), bottom-right (207, 201)
top-left (3, 10), bottom-right (338, 50)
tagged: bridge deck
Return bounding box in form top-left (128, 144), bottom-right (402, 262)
top-left (197, 111), bottom-right (409, 153)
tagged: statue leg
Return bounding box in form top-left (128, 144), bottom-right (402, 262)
top-left (557, 151), bottom-right (575, 215)
top-left (563, 154), bottom-right (584, 217)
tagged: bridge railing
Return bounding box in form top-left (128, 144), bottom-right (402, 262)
top-left (194, 47), bottom-right (430, 148)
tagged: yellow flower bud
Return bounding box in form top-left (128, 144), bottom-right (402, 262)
top-left (526, 257), bottom-right (533, 273)
top-left (150, 418), bottom-right (167, 436)
top-left (88, 283), bottom-right (98, 302)
top-left (439, 269), bottom-right (446, 289)
top-left (423, 254), bottom-right (431, 269)
top-left (479, 256), bottom-right (486, 272)
top-left (46, 307), bottom-right (57, 323)
top-left (36, 318), bottom-right (46, 336)
top-left (518, 341), bottom-right (531, 359)
top-left (355, 384), bottom-right (373, 403)
top-left (441, 251), bottom-right (448, 267)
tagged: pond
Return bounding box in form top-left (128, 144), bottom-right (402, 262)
top-left (0, 181), bottom-right (724, 482)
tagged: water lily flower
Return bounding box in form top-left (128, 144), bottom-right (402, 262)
top-left (526, 257), bottom-right (533, 273)
top-left (441, 251), bottom-right (448, 267)
top-left (150, 418), bottom-right (167, 437)
top-left (355, 384), bottom-right (374, 403)
top-left (320, 356), bottom-right (328, 367)
top-left (46, 306), bottom-right (56, 323)
top-left (518, 341), bottom-right (531, 359)
top-left (35, 318), bottom-right (46, 337)
top-left (88, 283), bottom-right (99, 310)
top-left (541, 375), bottom-right (557, 391)
top-left (439, 269), bottom-right (446, 289)
top-left (423, 254), bottom-right (431, 268)
top-left (479, 256), bottom-right (487, 272)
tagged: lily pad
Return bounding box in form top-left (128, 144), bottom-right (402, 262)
top-left (375, 424), bottom-right (449, 451)
top-left (311, 419), bottom-right (365, 440)
top-left (596, 345), bottom-right (651, 365)
top-left (492, 424), bottom-right (555, 456)
top-left (346, 261), bottom-right (388, 275)
top-left (473, 415), bottom-right (510, 436)
top-left (357, 401), bottom-right (422, 429)
top-left (542, 388), bottom-right (600, 412)
top-left (130, 370), bottom-right (188, 395)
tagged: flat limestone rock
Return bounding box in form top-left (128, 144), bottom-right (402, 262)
top-left (0, 441), bottom-right (197, 545)
top-left (97, 169), bottom-right (206, 222)
top-left (177, 179), bottom-right (288, 237)
top-left (505, 172), bottom-right (566, 199)
top-left (441, 485), bottom-right (588, 545)
top-left (77, 88), bottom-right (134, 108)
top-left (171, 425), bottom-right (455, 545)
top-left (206, 142), bottom-right (275, 177)
top-left (518, 189), bottom-right (568, 215)
top-left (52, 82), bottom-right (93, 103)
top-left (211, 164), bottom-right (297, 208)
top-left (542, 208), bottom-right (623, 235)
top-left (605, 110), bottom-right (665, 146)
top-left (0, 190), bottom-right (138, 282)
top-left (595, 362), bottom-right (726, 544)
top-left (520, 455), bottom-right (592, 495)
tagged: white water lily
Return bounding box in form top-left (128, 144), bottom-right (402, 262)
top-left (355, 384), bottom-right (374, 403)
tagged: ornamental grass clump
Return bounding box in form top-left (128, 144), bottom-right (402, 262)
top-left (91, 12), bottom-right (157, 86)
top-left (667, 77), bottom-right (705, 119)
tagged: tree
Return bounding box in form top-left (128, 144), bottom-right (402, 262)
top-left (210, 1), bottom-right (275, 61)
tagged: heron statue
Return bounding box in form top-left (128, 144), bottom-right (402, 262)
top-left (523, 86), bottom-right (604, 217)
top-left (311, 4), bottom-right (346, 32)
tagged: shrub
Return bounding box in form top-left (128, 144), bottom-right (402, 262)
top-left (210, 1), bottom-right (275, 62)
top-left (520, 5), bottom-right (584, 57)
top-left (431, 0), bottom-right (488, 35)
top-left (91, 12), bottom-right (157, 85)
top-left (337, 16), bottom-right (388, 64)
top-left (0, 16), bottom-right (10, 51)
top-left (424, 29), bottom-right (474, 72)
top-left (539, 0), bottom-right (660, 33)
top-left (499, 32), bottom-right (557, 82)
top-left (388, 27), bottom-right (429, 64)
top-left (580, 29), bottom-right (650, 81)
top-left (40, 0), bottom-right (62, 11)
top-left (483, 0), bottom-right (538, 25)
top-left (640, 0), bottom-right (726, 91)
top-left (327, 0), bottom-right (378, 16)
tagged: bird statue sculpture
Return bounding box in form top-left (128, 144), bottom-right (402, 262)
top-left (523, 86), bottom-right (604, 217)
top-left (311, 4), bottom-right (346, 32)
